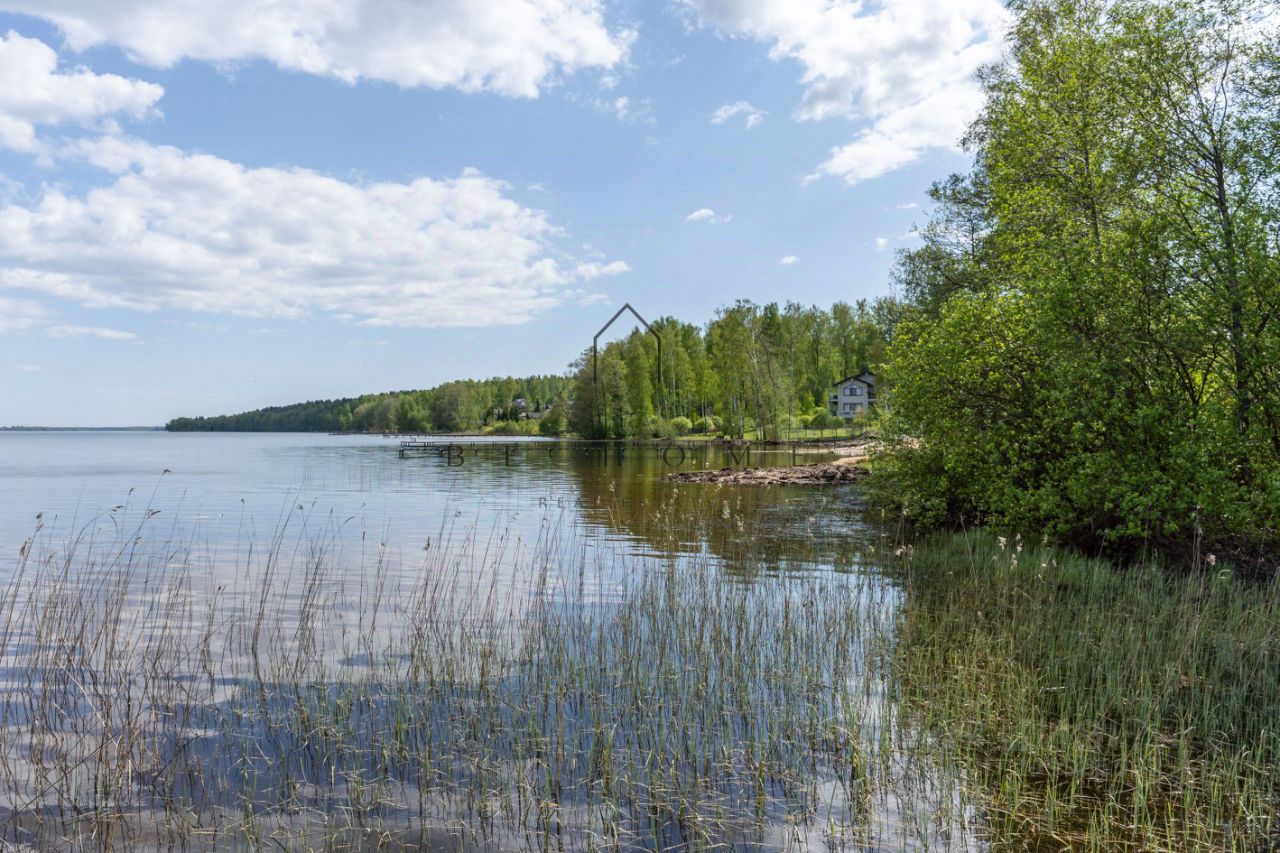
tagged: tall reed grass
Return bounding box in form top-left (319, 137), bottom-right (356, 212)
top-left (2, 496), bottom-right (1275, 850)
top-left (891, 529), bottom-right (1280, 850)
top-left (0, 498), bottom-right (953, 851)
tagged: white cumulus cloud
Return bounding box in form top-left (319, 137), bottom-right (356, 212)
top-left (1, 0), bottom-right (632, 97)
top-left (711, 100), bottom-right (765, 129)
top-left (0, 138), bottom-right (629, 328)
top-left (0, 30), bottom-right (162, 151)
top-left (685, 207), bottom-right (730, 224)
top-left (779, 255), bottom-right (798, 265)
top-left (679, 0), bottom-right (1009, 183)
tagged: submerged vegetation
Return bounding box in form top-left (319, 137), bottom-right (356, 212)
top-left (0, 502), bottom-right (909, 850)
top-left (123, 4), bottom-right (1280, 846)
top-left (1, 491), bottom-right (1276, 850)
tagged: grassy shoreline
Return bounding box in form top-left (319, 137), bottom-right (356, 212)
top-left (890, 529), bottom-right (1280, 850)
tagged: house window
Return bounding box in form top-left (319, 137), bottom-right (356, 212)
top-left (844, 385), bottom-right (863, 397)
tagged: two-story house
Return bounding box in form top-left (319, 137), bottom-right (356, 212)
top-left (828, 372), bottom-right (877, 421)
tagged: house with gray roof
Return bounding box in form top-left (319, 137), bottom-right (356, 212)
top-left (828, 372), bottom-right (877, 422)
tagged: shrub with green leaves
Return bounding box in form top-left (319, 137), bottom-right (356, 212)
top-left (880, 0), bottom-right (1280, 566)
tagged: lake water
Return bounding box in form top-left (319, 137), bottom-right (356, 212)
top-left (0, 430), bottom-right (874, 585)
top-left (0, 431), bottom-right (975, 851)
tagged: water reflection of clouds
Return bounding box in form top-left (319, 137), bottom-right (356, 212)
top-left (2, 433), bottom-right (875, 587)
top-left (0, 433), bottom-right (979, 850)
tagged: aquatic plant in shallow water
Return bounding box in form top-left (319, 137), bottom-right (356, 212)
top-left (890, 529), bottom-right (1280, 851)
top-left (6, 496), bottom-right (1271, 849)
top-left (0, 499), bottom-right (968, 850)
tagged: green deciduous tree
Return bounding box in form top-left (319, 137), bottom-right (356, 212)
top-left (882, 0), bottom-right (1280, 565)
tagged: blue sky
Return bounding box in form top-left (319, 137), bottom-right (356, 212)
top-left (0, 0), bottom-right (1007, 426)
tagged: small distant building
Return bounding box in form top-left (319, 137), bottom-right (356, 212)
top-left (829, 372), bottom-right (877, 421)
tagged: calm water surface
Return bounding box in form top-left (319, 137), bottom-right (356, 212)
top-left (0, 432), bottom-right (980, 851)
top-left (0, 430), bottom-right (874, 582)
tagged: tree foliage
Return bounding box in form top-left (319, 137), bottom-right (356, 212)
top-left (881, 0), bottom-right (1280, 565)
top-left (166, 375), bottom-right (570, 434)
top-left (169, 301), bottom-right (896, 440)
top-left (569, 301), bottom-right (895, 439)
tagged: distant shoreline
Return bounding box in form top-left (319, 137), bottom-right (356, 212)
top-left (0, 426), bottom-right (165, 432)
